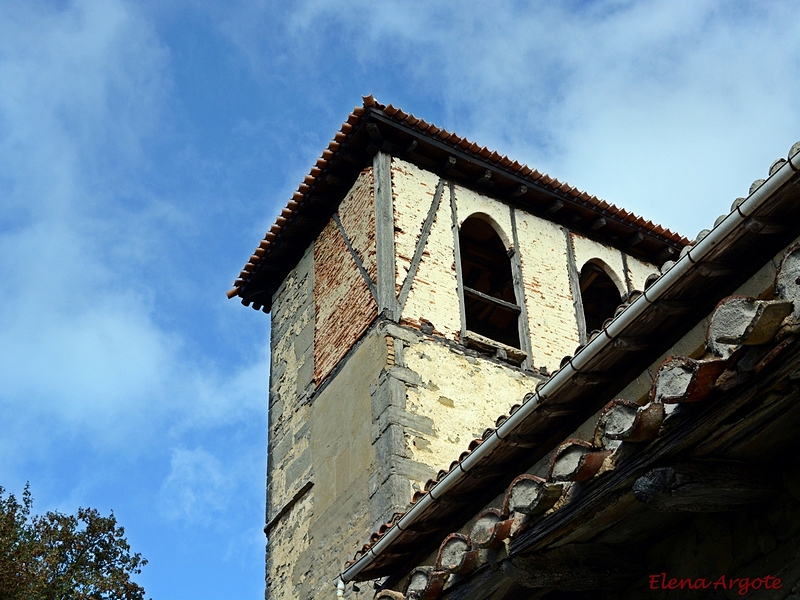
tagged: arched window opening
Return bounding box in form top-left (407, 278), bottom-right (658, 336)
top-left (459, 216), bottom-right (521, 349)
top-left (580, 262), bottom-right (623, 335)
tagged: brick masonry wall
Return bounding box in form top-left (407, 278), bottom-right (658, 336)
top-left (570, 231), bottom-right (655, 295)
top-left (392, 159), bottom-right (464, 339)
top-left (514, 212), bottom-right (581, 368)
top-left (338, 166), bottom-right (378, 283)
top-left (314, 167), bottom-right (378, 383)
top-left (453, 182), bottom-right (514, 247)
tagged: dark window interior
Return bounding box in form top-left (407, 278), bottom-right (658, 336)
top-left (580, 262), bottom-right (622, 334)
top-left (459, 217), bottom-right (520, 348)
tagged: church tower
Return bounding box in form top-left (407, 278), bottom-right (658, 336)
top-left (229, 97), bottom-right (684, 599)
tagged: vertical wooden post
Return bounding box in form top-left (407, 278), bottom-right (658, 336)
top-left (374, 151), bottom-right (397, 320)
top-left (564, 228), bottom-right (587, 344)
top-left (620, 251), bottom-right (633, 296)
top-left (450, 182), bottom-right (468, 340)
top-left (510, 207), bottom-right (534, 370)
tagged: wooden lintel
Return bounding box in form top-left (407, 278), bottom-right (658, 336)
top-left (545, 199), bottom-right (564, 214)
top-left (501, 543), bottom-right (642, 591)
top-left (626, 231), bottom-right (645, 248)
top-left (632, 462), bottom-right (781, 512)
top-left (463, 286), bottom-right (522, 313)
top-left (696, 261), bottom-right (737, 277)
top-left (744, 216), bottom-right (785, 234)
top-left (590, 217), bottom-right (607, 231)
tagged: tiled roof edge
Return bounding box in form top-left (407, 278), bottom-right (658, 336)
top-left (229, 96), bottom-right (690, 310)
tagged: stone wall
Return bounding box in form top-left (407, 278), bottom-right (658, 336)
top-left (268, 243), bottom-right (315, 529)
top-left (400, 327), bottom-right (542, 479)
top-left (266, 322), bottom-right (385, 599)
top-left (266, 242), bottom-right (316, 599)
top-left (366, 321), bottom-right (546, 531)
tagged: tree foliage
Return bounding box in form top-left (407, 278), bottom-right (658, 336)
top-left (0, 484), bottom-right (148, 600)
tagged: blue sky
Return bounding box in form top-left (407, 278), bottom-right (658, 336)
top-left (1, 1), bottom-right (798, 598)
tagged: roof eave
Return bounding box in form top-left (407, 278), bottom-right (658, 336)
top-left (233, 100), bottom-right (688, 312)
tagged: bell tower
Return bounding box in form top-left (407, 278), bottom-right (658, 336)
top-left (230, 98), bottom-right (679, 599)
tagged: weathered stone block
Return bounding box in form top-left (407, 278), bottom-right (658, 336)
top-left (269, 432), bottom-right (292, 466)
top-left (284, 448), bottom-right (312, 493)
top-left (371, 373), bottom-right (407, 422)
top-left (375, 423), bottom-right (408, 466)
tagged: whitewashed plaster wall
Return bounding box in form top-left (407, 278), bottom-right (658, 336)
top-left (391, 156), bottom-right (659, 372)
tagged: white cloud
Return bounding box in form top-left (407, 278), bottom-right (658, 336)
top-left (216, 0), bottom-right (800, 238)
top-left (0, 0), bottom-right (269, 458)
top-left (0, 1), bottom-right (172, 441)
top-left (159, 447), bottom-right (230, 522)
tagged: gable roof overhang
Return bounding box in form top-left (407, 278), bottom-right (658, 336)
top-left (230, 96), bottom-right (688, 312)
top-left (340, 143), bottom-right (800, 584)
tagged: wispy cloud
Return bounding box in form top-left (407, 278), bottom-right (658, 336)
top-left (159, 446), bottom-right (230, 522)
top-left (213, 0), bottom-right (800, 237)
top-left (0, 1), bottom-right (168, 442)
top-left (0, 0), bottom-right (268, 459)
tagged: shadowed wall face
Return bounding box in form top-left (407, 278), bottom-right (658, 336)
top-left (579, 262), bottom-right (623, 335)
top-left (460, 216), bottom-right (521, 349)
